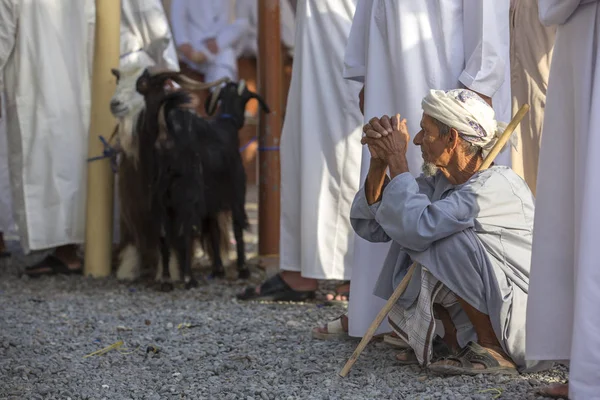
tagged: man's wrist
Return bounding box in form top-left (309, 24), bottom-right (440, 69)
top-left (387, 152), bottom-right (409, 178)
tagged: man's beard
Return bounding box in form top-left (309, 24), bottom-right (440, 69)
top-left (421, 162), bottom-right (439, 177)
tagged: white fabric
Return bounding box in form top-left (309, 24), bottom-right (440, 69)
top-left (421, 89), bottom-right (509, 158)
top-left (343, 0), bottom-right (511, 338)
top-left (0, 92), bottom-right (16, 238)
top-left (234, 0), bottom-right (296, 58)
top-left (279, 0), bottom-right (363, 280)
top-left (120, 0), bottom-right (180, 71)
top-left (527, 1), bottom-right (600, 398)
top-left (170, 0), bottom-right (248, 81)
top-left (0, 0), bottom-right (95, 253)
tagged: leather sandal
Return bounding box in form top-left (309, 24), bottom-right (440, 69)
top-left (428, 341), bottom-right (518, 376)
top-left (236, 274), bottom-right (316, 302)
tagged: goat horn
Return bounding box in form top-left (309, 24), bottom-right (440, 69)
top-left (207, 86), bottom-right (222, 115)
top-left (172, 75), bottom-right (230, 91)
top-left (237, 80), bottom-right (246, 95)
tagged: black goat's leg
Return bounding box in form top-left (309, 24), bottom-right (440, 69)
top-left (179, 230), bottom-right (197, 290)
top-left (233, 212), bottom-right (249, 280)
top-left (208, 217), bottom-right (225, 279)
top-left (159, 236), bottom-right (173, 292)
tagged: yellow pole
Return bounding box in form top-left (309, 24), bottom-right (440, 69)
top-left (84, 1), bottom-right (121, 277)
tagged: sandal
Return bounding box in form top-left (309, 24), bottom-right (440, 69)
top-left (23, 254), bottom-right (83, 278)
top-left (324, 281), bottom-right (350, 305)
top-left (384, 332), bottom-right (410, 349)
top-left (428, 341), bottom-right (518, 376)
top-left (236, 274), bottom-right (316, 302)
top-left (537, 382), bottom-right (569, 399)
top-left (395, 336), bottom-right (453, 365)
top-left (311, 314), bottom-right (349, 340)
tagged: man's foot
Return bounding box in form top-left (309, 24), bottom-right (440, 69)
top-left (537, 383), bottom-right (569, 399)
top-left (23, 245), bottom-right (82, 277)
top-left (236, 272), bottom-right (316, 302)
top-left (325, 281), bottom-right (350, 303)
top-left (428, 341), bottom-right (518, 376)
top-left (395, 336), bottom-right (454, 365)
top-left (312, 314), bottom-right (349, 340)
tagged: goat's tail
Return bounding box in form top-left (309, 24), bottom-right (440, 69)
top-left (199, 211), bottom-right (231, 264)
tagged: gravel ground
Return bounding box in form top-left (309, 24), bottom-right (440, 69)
top-left (0, 187), bottom-right (568, 399)
top-left (0, 256), bottom-right (568, 400)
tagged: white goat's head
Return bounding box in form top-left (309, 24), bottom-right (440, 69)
top-left (110, 65), bottom-right (147, 119)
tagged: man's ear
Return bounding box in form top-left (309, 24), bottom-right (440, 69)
top-left (448, 128), bottom-right (460, 151)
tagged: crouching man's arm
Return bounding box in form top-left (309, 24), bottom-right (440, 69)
top-left (375, 174), bottom-right (479, 252)
top-left (350, 159), bottom-right (393, 243)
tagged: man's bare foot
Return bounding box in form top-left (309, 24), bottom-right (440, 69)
top-left (313, 314), bottom-right (349, 335)
top-left (538, 383), bottom-right (569, 399)
top-left (54, 244), bottom-right (82, 271)
top-left (24, 244), bottom-right (82, 277)
top-left (325, 281), bottom-right (350, 301)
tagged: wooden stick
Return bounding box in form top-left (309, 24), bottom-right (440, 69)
top-left (338, 103), bottom-right (530, 378)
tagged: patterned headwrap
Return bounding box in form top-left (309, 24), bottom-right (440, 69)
top-left (421, 89), bottom-right (510, 158)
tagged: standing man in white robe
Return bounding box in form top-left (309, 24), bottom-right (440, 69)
top-left (170, 0), bottom-right (249, 83)
top-left (0, 0), bottom-right (95, 274)
top-left (526, 1), bottom-right (600, 398)
top-left (234, 0), bottom-right (296, 59)
top-left (509, 0), bottom-right (556, 195)
top-left (315, 0), bottom-right (511, 339)
top-left (237, 0), bottom-right (364, 302)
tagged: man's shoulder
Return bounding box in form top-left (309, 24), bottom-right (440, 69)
top-left (470, 166), bottom-right (533, 199)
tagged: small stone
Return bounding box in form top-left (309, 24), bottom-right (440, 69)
top-left (166, 322), bottom-right (173, 329)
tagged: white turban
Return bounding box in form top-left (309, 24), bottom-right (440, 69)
top-left (421, 89), bottom-right (510, 158)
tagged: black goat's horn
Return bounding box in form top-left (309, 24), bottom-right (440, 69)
top-left (237, 80), bottom-right (246, 95)
top-left (206, 86), bottom-right (222, 116)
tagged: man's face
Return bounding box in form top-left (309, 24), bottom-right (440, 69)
top-left (413, 113), bottom-right (452, 168)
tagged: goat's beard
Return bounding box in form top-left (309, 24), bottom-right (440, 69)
top-left (421, 162), bottom-right (439, 177)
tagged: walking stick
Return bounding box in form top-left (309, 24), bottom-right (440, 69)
top-left (338, 104), bottom-right (531, 378)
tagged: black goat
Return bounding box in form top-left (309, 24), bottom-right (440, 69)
top-left (135, 69), bottom-right (269, 288)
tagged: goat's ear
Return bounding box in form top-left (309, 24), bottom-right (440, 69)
top-left (204, 86), bottom-right (221, 115)
top-left (111, 68), bottom-right (121, 82)
top-left (250, 92), bottom-right (271, 114)
top-left (136, 69), bottom-right (150, 95)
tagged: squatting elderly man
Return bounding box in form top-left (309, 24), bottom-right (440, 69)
top-left (353, 89), bottom-right (551, 375)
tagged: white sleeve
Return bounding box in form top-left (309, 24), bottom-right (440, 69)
top-left (170, 0), bottom-right (189, 46)
top-left (343, 0), bottom-right (372, 82)
top-left (0, 0), bottom-right (19, 91)
top-left (459, 0), bottom-right (508, 97)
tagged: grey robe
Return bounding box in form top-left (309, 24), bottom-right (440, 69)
top-left (350, 166), bottom-right (550, 372)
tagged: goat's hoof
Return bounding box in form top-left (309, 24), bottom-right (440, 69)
top-left (209, 270), bottom-right (225, 280)
top-left (184, 279), bottom-right (198, 290)
top-left (160, 282), bottom-right (174, 292)
top-left (238, 268), bottom-right (251, 280)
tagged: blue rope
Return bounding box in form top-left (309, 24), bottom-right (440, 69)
top-left (238, 137), bottom-right (280, 152)
top-left (87, 135), bottom-right (119, 173)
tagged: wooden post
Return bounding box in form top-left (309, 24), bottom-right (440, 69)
top-left (257, 0), bottom-right (282, 259)
top-left (83, 1), bottom-right (121, 277)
